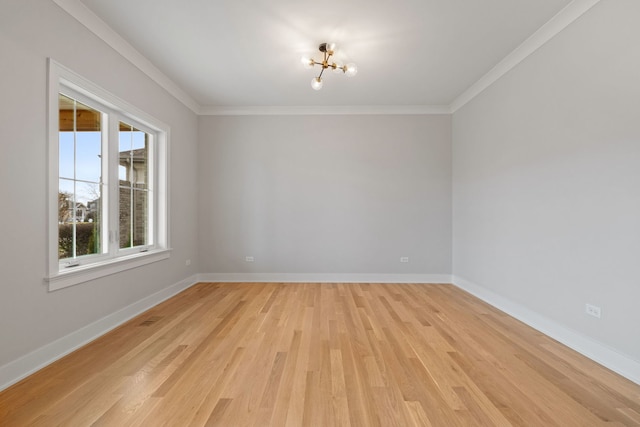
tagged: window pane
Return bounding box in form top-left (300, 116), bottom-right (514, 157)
top-left (119, 187), bottom-right (149, 248)
top-left (85, 185), bottom-right (102, 256)
top-left (59, 94), bottom-right (101, 132)
top-left (75, 132), bottom-right (101, 182)
top-left (119, 122), bottom-right (148, 190)
top-left (58, 94), bottom-right (103, 260)
top-left (58, 179), bottom-right (74, 259)
top-left (131, 128), bottom-right (146, 150)
top-left (119, 122), bottom-right (150, 249)
top-left (59, 179), bottom-right (102, 259)
top-left (131, 188), bottom-right (148, 246)
top-left (119, 187), bottom-right (131, 248)
top-left (58, 179), bottom-right (74, 224)
top-left (59, 132), bottom-right (74, 179)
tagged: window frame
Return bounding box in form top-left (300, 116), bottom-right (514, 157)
top-left (46, 59), bottom-right (170, 291)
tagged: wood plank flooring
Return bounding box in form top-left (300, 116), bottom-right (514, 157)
top-left (1, 282), bottom-right (639, 426)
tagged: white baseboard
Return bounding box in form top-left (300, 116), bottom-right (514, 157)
top-left (453, 275), bottom-right (640, 385)
top-left (0, 275), bottom-right (200, 392)
top-left (198, 272), bottom-right (453, 284)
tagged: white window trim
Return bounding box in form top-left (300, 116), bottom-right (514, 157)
top-left (46, 59), bottom-right (171, 291)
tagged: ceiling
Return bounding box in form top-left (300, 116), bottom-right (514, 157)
top-left (71, 0), bottom-right (581, 112)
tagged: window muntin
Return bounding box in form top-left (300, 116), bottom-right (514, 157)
top-left (47, 60), bottom-right (170, 291)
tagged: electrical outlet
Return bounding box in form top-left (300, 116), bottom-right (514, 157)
top-left (400, 257), bottom-right (409, 263)
top-left (585, 303), bottom-right (601, 318)
top-left (185, 259), bottom-right (191, 266)
top-left (245, 256), bottom-right (254, 262)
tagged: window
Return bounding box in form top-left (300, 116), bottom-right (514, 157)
top-left (47, 60), bottom-right (169, 290)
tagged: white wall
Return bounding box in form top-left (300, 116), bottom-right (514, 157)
top-left (453, 0), bottom-right (640, 362)
top-left (0, 0), bottom-right (199, 372)
top-left (198, 115), bottom-right (452, 279)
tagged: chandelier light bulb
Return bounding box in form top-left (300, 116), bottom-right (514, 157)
top-left (300, 55), bottom-right (314, 69)
top-left (311, 77), bottom-right (323, 90)
top-left (345, 63), bottom-right (358, 77)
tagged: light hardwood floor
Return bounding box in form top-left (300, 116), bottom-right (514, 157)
top-left (1, 282), bottom-right (639, 426)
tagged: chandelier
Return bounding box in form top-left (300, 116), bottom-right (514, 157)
top-left (301, 42), bottom-right (358, 90)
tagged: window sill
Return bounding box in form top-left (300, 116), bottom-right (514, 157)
top-left (45, 249), bottom-right (171, 291)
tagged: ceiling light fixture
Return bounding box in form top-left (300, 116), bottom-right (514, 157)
top-left (301, 42), bottom-right (357, 90)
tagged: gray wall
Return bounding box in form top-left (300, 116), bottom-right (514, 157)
top-left (198, 115), bottom-right (452, 276)
top-left (452, 0), bottom-right (640, 360)
top-left (0, 0), bottom-right (199, 366)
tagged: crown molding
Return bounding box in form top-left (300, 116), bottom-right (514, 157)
top-left (51, 0), bottom-right (201, 114)
top-left (53, 0), bottom-right (600, 117)
top-left (199, 105), bottom-right (452, 116)
top-left (450, 0), bottom-right (601, 112)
